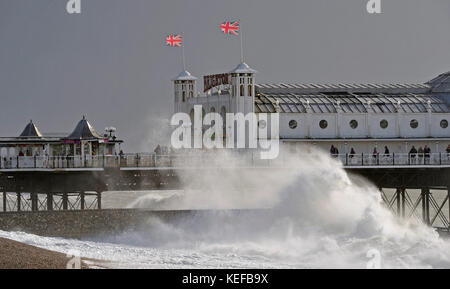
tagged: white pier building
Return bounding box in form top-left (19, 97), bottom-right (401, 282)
top-left (173, 62), bottom-right (450, 164)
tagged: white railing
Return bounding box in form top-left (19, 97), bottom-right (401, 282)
top-left (332, 153), bottom-right (450, 167)
top-left (1, 152), bottom-right (450, 170)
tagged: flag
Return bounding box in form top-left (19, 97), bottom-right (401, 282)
top-left (166, 34), bottom-right (183, 47)
top-left (220, 21), bottom-right (239, 36)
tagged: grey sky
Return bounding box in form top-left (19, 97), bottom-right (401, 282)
top-left (1, 0), bottom-right (450, 151)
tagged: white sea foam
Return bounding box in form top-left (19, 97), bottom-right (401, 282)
top-left (1, 148), bottom-right (450, 268)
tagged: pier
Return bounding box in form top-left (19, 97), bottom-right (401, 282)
top-left (0, 152), bottom-right (449, 231)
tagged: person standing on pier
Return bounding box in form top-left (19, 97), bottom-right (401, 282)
top-left (418, 146), bottom-right (424, 164)
top-left (409, 146), bottom-right (418, 164)
top-left (330, 145), bottom-right (335, 156)
top-left (349, 148), bottom-right (356, 158)
top-left (424, 145), bottom-right (431, 164)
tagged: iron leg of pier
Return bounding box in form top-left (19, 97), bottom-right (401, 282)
top-left (448, 188), bottom-right (450, 230)
top-left (421, 188), bottom-right (431, 226)
top-left (97, 191), bottom-right (102, 210)
top-left (62, 192), bottom-right (68, 210)
top-left (396, 188), bottom-right (401, 217)
top-left (425, 189), bottom-right (431, 226)
top-left (47, 193), bottom-right (53, 211)
top-left (421, 189), bottom-right (425, 223)
top-left (80, 192), bottom-right (85, 210)
top-left (31, 192), bottom-right (38, 211)
top-left (401, 188), bottom-right (406, 218)
top-left (448, 188), bottom-right (450, 229)
top-left (3, 192), bottom-right (6, 212)
top-left (16, 192), bottom-right (21, 212)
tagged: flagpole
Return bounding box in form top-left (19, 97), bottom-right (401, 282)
top-left (239, 20), bottom-right (244, 63)
top-left (181, 44), bottom-right (186, 71)
top-left (180, 33), bottom-right (186, 71)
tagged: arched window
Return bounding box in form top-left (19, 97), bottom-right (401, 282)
top-left (182, 91), bottom-right (186, 102)
top-left (210, 107), bottom-right (216, 126)
top-left (248, 85), bottom-right (252, 97)
top-left (189, 91), bottom-right (193, 98)
top-left (220, 106), bottom-right (227, 139)
top-left (220, 106), bottom-right (226, 121)
top-left (189, 109), bottom-right (194, 124)
top-left (240, 85), bottom-right (244, 96)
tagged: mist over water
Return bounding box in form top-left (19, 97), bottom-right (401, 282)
top-left (2, 148), bottom-right (450, 268)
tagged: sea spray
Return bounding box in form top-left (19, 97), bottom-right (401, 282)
top-left (101, 147), bottom-right (449, 268)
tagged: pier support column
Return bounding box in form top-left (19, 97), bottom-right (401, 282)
top-left (3, 192), bottom-right (6, 212)
top-left (62, 192), bottom-right (68, 210)
top-left (396, 188), bottom-right (401, 217)
top-left (31, 192), bottom-right (38, 211)
top-left (448, 188), bottom-right (450, 229)
top-left (421, 188), bottom-right (431, 225)
top-left (80, 192), bottom-right (85, 210)
top-left (47, 193), bottom-right (53, 211)
top-left (421, 189), bottom-right (426, 224)
top-left (16, 192), bottom-right (21, 212)
top-left (97, 191), bottom-right (102, 210)
top-left (401, 188), bottom-right (406, 219)
top-left (425, 189), bottom-right (431, 226)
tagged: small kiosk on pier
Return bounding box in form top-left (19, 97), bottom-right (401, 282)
top-left (0, 117), bottom-right (122, 169)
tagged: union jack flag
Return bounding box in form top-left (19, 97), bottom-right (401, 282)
top-left (166, 34), bottom-right (183, 47)
top-left (220, 21), bottom-right (239, 36)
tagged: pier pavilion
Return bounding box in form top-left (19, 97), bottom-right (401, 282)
top-left (0, 116), bottom-right (122, 169)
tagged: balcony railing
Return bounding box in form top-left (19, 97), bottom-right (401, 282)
top-left (1, 153), bottom-right (450, 170)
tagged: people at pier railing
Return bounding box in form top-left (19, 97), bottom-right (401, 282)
top-left (418, 146), bottom-right (424, 163)
top-left (349, 148), bottom-right (356, 159)
top-left (424, 145), bottom-right (431, 164)
top-left (330, 145), bottom-right (339, 158)
top-left (409, 146), bottom-right (418, 158)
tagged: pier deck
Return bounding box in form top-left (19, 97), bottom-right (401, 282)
top-left (1, 153), bottom-right (449, 231)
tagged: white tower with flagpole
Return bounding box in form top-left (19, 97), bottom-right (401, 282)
top-left (230, 20), bottom-right (257, 115)
top-left (167, 34), bottom-right (197, 114)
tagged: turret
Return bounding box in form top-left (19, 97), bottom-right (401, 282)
top-left (173, 70), bottom-right (197, 114)
top-left (230, 62), bottom-right (257, 114)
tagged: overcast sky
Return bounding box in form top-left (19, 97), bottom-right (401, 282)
top-left (1, 0), bottom-right (450, 151)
